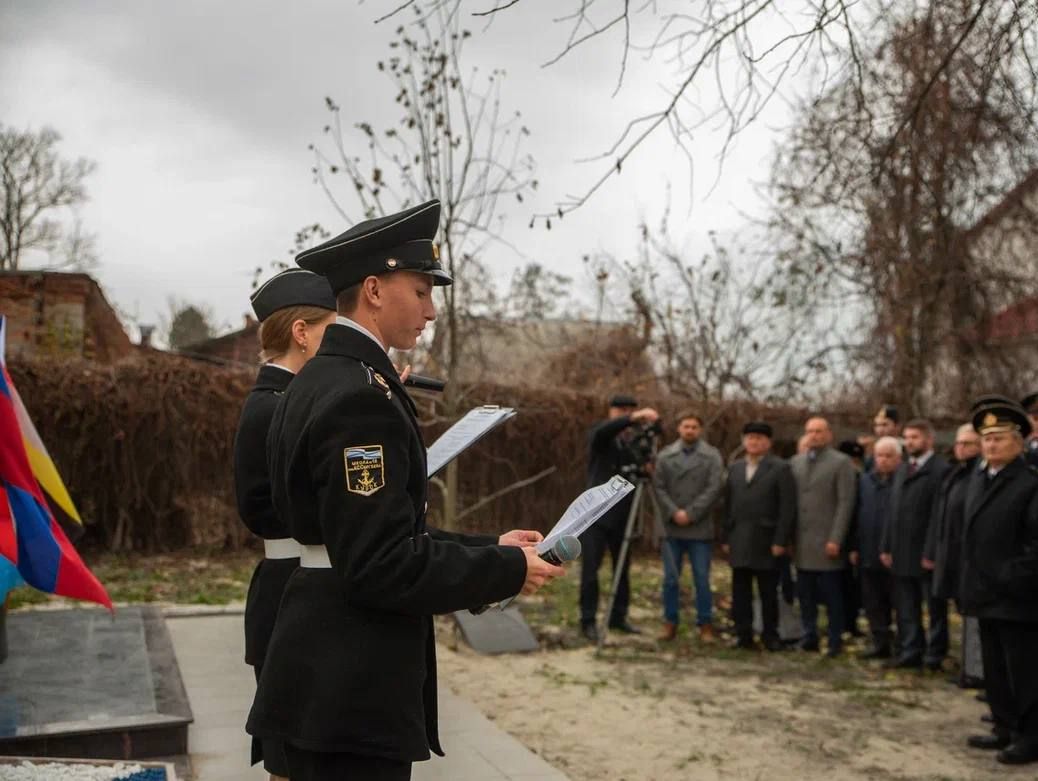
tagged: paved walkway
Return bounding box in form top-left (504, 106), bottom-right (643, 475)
top-left (166, 613), bottom-right (567, 781)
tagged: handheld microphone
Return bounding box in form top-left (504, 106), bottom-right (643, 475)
top-left (469, 535), bottom-right (581, 615)
top-left (539, 535), bottom-right (582, 566)
top-left (403, 373), bottom-right (447, 393)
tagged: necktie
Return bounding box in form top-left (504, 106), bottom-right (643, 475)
top-left (907, 461), bottom-right (918, 476)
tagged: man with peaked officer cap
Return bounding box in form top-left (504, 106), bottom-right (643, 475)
top-left (246, 200), bottom-right (565, 780)
top-left (961, 398), bottom-right (1038, 766)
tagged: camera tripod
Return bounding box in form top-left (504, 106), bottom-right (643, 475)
top-left (597, 475), bottom-right (662, 651)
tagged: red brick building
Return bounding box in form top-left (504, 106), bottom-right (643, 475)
top-left (0, 270), bottom-right (133, 363)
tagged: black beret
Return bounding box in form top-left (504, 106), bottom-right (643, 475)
top-left (609, 394), bottom-right (638, 409)
top-left (249, 269), bottom-right (336, 322)
top-left (1021, 393), bottom-right (1038, 413)
top-left (970, 394), bottom-right (1016, 413)
top-left (296, 200), bottom-right (452, 295)
top-left (742, 421), bottom-right (773, 438)
top-left (874, 405), bottom-right (899, 423)
top-left (837, 439), bottom-right (865, 459)
top-left (972, 401), bottom-right (1032, 438)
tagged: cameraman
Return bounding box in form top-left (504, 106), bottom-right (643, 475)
top-left (579, 394), bottom-right (660, 643)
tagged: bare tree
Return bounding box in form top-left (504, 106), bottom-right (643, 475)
top-left (622, 212), bottom-right (828, 418)
top-left (770, 0), bottom-right (1038, 414)
top-left (375, 1), bottom-right (1037, 229)
top-left (0, 125), bottom-right (97, 270)
top-left (311, 3), bottom-right (536, 384)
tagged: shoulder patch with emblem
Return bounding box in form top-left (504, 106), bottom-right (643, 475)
top-left (344, 445), bottom-right (385, 496)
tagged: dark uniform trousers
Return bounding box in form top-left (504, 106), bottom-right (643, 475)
top-left (979, 619), bottom-right (1038, 740)
top-left (731, 568), bottom-right (779, 642)
top-left (893, 573), bottom-right (948, 664)
top-left (859, 567), bottom-right (894, 650)
top-left (285, 745), bottom-right (412, 781)
top-left (579, 495), bottom-right (633, 627)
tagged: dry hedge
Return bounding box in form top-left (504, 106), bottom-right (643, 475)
top-left (12, 351), bottom-right (924, 552)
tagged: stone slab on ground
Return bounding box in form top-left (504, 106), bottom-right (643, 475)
top-left (0, 607), bottom-right (191, 760)
top-left (452, 607), bottom-right (540, 655)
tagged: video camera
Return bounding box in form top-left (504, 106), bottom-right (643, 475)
top-left (618, 420), bottom-right (662, 479)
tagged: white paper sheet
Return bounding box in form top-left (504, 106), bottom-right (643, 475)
top-left (536, 475), bottom-right (635, 555)
top-left (426, 405), bottom-right (517, 477)
top-left (497, 475), bottom-right (635, 609)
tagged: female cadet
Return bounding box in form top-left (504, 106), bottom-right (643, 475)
top-left (232, 268), bottom-right (336, 780)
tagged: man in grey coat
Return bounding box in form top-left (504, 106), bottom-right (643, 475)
top-left (790, 417), bottom-right (857, 656)
top-left (721, 421), bottom-right (797, 650)
top-left (654, 412), bottom-right (724, 641)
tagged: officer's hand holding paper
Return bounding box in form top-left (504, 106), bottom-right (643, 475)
top-left (497, 475), bottom-right (634, 609)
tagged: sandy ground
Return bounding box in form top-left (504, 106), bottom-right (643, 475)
top-left (437, 630), bottom-right (1031, 781)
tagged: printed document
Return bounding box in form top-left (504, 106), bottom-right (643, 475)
top-left (426, 405), bottom-right (517, 477)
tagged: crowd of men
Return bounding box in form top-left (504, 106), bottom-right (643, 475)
top-left (580, 394), bottom-right (1038, 767)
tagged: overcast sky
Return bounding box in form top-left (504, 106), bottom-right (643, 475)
top-left (0, 1), bottom-right (800, 339)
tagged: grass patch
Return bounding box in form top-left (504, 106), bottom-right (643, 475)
top-left (6, 547), bottom-right (260, 609)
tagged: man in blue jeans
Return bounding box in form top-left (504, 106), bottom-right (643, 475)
top-left (653, 412), bottom-right (724, 641)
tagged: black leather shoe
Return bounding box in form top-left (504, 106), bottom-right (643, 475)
top-left (924, 659), bottom-right (944, 672)
top-left (581, 623), bottom-right (599, 643)
top-left (883, 655), bottom-right (923, 670)
top-left (997, 739), bottom-right (1038, 765)
top-left (860, 645), bottom-right (892, 660)
top-left (798, 639), bottom-right (820, 652)
top-left (981, 713), bottom-right (995, 724)
top-left (608, 619), bottom-right (642, 635)
top-left (763, 637), bottom-right (784, 652)
top-left (967, 731), bottom-right (1011, 751)
top-left (734, 637), bottom-right (755, 650)
top-left (961, 675), bottom-right (984, 689)
top-left (976, 692), bottom-right (988, 703)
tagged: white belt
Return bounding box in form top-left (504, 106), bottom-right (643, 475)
top-left (300, 544), bottom-right (332, 569)
top-left (263, 538), bottom-right (301, 560)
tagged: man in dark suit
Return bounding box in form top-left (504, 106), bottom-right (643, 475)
top-left (880, 418), bottom-right (950, 670)
top-left (721, 421), bottom-right (796, 651)
top-left (849, 435), bottom-right (901, 659)
top-left (1021, 393), bottom-right (1038, 468)
top-left (246, 200), bottom-right (565, 780)
top-left (962, 401), bottom-right (1038, 766)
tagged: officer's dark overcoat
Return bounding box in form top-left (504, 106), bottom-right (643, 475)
top-left (247, 324), bottom-right (527, 761)
top-left (233, 363), bottom-right (298, 667)
top-left (959, 457), bottom-right (1038, 623)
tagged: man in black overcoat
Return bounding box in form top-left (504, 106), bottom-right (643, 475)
top-left (246, 200), bottom-right (566, 780)
top-left (721, 421), bottom-right (796, 651)
top-left (879, 418), bottom-right (950, 669)
top-left (962, 401), bottom-right (1038, 766)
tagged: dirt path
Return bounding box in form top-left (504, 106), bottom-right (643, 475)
top-left (437, 638), bottom-right (1030, 781)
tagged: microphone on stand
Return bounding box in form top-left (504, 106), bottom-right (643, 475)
top-left (470, 535), bottom-right (582, 615)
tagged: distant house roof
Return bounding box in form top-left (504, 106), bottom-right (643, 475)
top-left (0, 269), bottom-right (133, 362)
top-left (967, 168), bottom-right (1038, 241)
top-left (180, 316), bottom-right (260, 367)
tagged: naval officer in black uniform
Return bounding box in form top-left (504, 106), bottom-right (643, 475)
top-left (246, 200), bottom-right (564, 780)
top-left (962, 400), bottom-right (1038, 765)
top-left (233, 268), bottom-right (337, 780)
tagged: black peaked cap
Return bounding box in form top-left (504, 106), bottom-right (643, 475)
top-left (296, 200), bottom-right (453, 294)
top-left (970, 393), bottom-right (1016, 413)
top-left (610, 394), bottom-right (638, 408)
top-left (972, 401), bottom-right (1032, 438)
top-left (250, 269), bottom-right (336, 321)
top-left (1021, 392), bottom-right (1038, 413)
top-left (874, 405), bottom-right (899, 423)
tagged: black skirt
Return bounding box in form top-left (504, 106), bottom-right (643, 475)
top-left (244, 557), bottom-right (299, 666)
